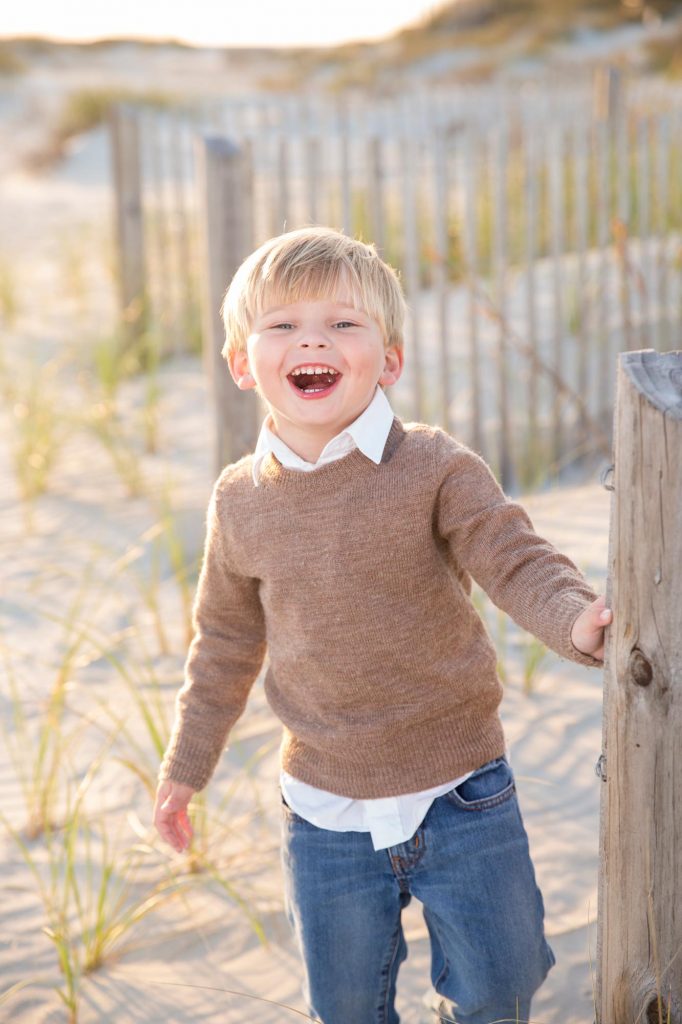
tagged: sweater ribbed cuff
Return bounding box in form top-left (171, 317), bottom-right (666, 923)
top-left (158, 735), bottom-right (223, 792)
top-left (560, 596), bottom-right (603, 668)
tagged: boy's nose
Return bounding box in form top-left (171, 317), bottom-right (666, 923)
top-left (298, 333), bottom-right (331, 349)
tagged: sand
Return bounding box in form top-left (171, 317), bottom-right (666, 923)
top-left (0, 48), bottom-right (613, 1023)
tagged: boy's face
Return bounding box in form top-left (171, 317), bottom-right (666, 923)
top-left (228, 295), bottom-right (403, 456)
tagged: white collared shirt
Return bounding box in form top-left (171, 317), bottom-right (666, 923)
top-left (251, 384), bottom-right (393, 485)
top-left (253, 387), bottom-right (473, 850)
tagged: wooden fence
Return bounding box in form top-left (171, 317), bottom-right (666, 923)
top-left (109, 72), bottom-right (682, 488)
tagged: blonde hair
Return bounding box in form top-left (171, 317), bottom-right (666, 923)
top-left (221, 227), bottom-right (406, 358)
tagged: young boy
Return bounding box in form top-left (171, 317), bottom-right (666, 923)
top-left (154, 226), bottom-right (611, 1024)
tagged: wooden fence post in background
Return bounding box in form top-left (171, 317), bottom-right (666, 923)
top-left (110, 105), bottom-right (147, 349)
top-left (597, 349), bottom-right (682, 1024)
top-left (196, 136), bottom-right (258, 477)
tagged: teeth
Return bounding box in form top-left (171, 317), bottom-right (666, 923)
top-left (291, 366), bottom-right (338, 376)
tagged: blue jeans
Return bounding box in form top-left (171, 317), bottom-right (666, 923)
top-left (281, 757), bottom-right (555, 1024)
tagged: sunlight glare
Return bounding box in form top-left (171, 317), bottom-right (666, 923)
top-left (0, 0), bottom-right (444, 48)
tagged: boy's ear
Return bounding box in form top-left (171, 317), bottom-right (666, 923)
top-left (228, 350), bottom-right (256, 390)
top-left (379, 345), bottom-right (403, 388)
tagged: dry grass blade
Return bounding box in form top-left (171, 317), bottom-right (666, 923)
top-left (0, 980), bottom-right (32, 1007)
top-left (140, 978), bottom-right (319, 1019)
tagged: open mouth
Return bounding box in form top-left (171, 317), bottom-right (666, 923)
top-left (287, 369), bottom-right (341, 396)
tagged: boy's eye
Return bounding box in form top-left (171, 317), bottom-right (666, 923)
top-left (334, 320), bottom-right (356, 328)
top-left (272, 322), bottom-right (294, 330)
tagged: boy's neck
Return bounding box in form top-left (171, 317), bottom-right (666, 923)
top-left (268, 420), bottom-right (347, 464)
top-left (267, 393), bottom-right (383, 464)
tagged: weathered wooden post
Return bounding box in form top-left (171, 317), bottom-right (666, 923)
top-left (110, 104), bottom-right (148, 348)
top-left (196, 136), bottom-right (259, 477)
top-left (597, 350), bottom-right (682, 1024)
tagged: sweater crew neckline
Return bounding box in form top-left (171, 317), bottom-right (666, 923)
top-left (257, 416), bottom-right (405, 489)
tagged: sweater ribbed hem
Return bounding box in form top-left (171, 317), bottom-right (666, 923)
top-left (279, 711), bottom-right (507, 799)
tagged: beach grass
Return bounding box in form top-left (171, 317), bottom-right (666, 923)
top-left (2, 772), bottom-right (190, 1021)
top-left (0, 981), bottom-right (32, 1009)
top-left (2, 650), bottom-right (66, 839)
top-left (1, 564), bottom-right (101, 840)
top-left (84, 397), bottom-right (146, 498)
top-left (0, 255), bottom-right (19, 325)
top-left (471, 587), bottom-right (553, 695)
top-left (1, 526), bottom-right (277, 1020)
top-left (4, 354), bottom-right (70, 507)
top-left (73, 325), bottom-right (167, 495)
top-left (157, 496), bottom-right (197, 651)
top-left (521, 636), bottom-right (550, 695)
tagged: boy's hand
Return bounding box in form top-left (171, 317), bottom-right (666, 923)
top-left (153, 779), bottom-right (195, 853)
top-left (570, 595), bottom-right (612, 661)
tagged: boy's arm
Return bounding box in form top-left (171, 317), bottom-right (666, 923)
top-left (159, 482), bottom-right (267, 792)
top-left (437, 446), bottom-right (604, 666)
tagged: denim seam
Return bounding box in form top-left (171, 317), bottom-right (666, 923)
top-left (426, 910), bottom-right (451, 1000)
top-left (378, 906), bottom-right (406, 1024)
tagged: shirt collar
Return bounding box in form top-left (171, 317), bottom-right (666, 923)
top-left (251, 386), bottom-right (395, 485)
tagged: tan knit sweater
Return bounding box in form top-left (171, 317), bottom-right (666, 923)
top-left (160, 417), bottom-right (599, 799)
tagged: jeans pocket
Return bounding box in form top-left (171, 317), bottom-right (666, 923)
top-left (445, 756), bottom-right (516, 811)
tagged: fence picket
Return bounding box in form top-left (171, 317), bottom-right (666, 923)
top-left (615, 107), bottom-right (635, 351)
top-left (367, 135), bottom-right (386, 257)
top-left (196, 137), bottom-right (257, 471)
top-left (460, 124), bottom-right (483, 458)
top-left (574, 120), bottom-right (590, 446)
top-left (491, 122), bottom-right (512, 489)
top-left (523, 118), bottom-right (539, 464)
top-left (400, 98), bottom-right (424, 422)
top-left (305, 131), bottom-right (321, 225)
top-left (145, 109), bottom-right (172, 356)
top-left (276, 135), bottom-right (290, 235)
top-left (110, 105), bottom-right (147, 347)
top-left (168, 112), bottom-right (194, 352)
top-left (548, 122), bottom-right (566, 474)
top-left (432, 131), bottom-right (452, 433)
top-left (594, 116), bottom-right (611, 428)
top-left (338, 100), bottom-right (352, 235)
top-left (654, 113), bottom-right (670, 350)
top-left (637, 116), bottom-right (652, 349)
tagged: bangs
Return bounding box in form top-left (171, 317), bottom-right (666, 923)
top-left (249, 261), bottom-right (373, 324)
